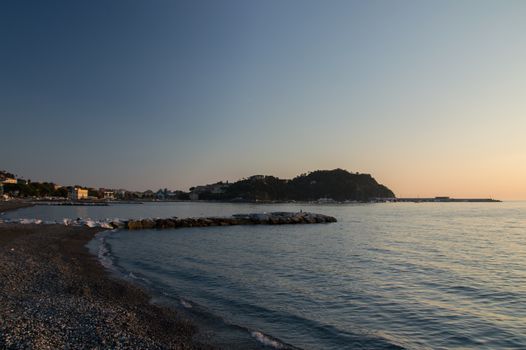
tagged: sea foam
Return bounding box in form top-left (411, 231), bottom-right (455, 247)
top-left (96, 233), bottom-right (115, 270)
top-left (180, 299), bottom-right (192, 309)
top-left (251, 331), bottom-right (286, 349)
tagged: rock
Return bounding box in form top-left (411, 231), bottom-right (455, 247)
top-left (155, 219), bottom-right (174, 229)
top-left (140, 219), bottom-right (155, 229)
top-left (127, 220), bottom-right (142, 230)
top-left (111, 220), bottom-right (126, 229)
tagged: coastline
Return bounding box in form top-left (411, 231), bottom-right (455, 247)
top-left (0, 201), bottom-right (34, 213)
top-left (0, 223), bottom-right (214, 349)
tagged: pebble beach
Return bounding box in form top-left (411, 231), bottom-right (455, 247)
top-left (0, 216), bottom-right (213, 349)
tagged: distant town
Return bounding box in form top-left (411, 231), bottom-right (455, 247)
top-left (0, 169), bottom-right (500, 203)
top-left (0, 170), bottom-right (189, 202)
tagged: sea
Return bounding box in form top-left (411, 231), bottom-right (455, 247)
top-left (4, 201), bottom-right (526, 349)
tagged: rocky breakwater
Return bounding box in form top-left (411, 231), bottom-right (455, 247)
top-left (125, 212), bottom-right (337, 230)
top-left (0, 212), bottom-right (337, 230)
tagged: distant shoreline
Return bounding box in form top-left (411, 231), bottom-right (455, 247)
top-left (0, 200), bottom-right (34, 213)
top-left (392, 197), bottom-right (501, 203)
top-left (1, 197), bottom-right (503, 209)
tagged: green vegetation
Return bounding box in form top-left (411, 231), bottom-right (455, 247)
top-left (198, 169), bottom-right (395, 202)
top-left (0, 170), bottom-right (16, 179)
top-left (2, 182), bottom-right (68, 198)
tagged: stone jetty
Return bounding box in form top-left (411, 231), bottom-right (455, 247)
top-left (1, 212), bottom-right (337, 230)
top-left (125, 212), bottom-right (337, 230)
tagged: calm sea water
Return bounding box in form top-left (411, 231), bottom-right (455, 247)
top-left (5, 202), bottom-right (526, 349)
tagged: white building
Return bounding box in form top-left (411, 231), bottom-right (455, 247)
top-left (103, 191), bottom-right (115, 200)
top-left (70, 187), bottom-right (88, 200)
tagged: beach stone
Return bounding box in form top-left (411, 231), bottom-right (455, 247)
top-left (126, 220), bottom-right (142, 230)
top-left (140, 219), bottom-right (155, 229)
top-left (0, 224), bottom-right (200, 349)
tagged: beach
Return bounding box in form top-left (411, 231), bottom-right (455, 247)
top-left (0, 222), bottom-right (212, 349)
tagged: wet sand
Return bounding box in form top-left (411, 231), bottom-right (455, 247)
top-left (0, 223), bottom-right (214, 349)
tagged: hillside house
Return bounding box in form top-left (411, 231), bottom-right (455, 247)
top-left (69, 187), bottom-right (88, 200)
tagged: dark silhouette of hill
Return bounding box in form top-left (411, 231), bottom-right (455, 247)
top-left (199, 169), bottom-right (395, 202)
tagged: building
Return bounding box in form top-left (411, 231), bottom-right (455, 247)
top-left (189, 182), bottom-right (230, 200)
top-left (98, 188), bottom-right (115, 200)
top-left (103, 191), bottom-right (115, 200)
top-left (1, 177), bottom-right (17, 184)
top-left (210, 183), bottom-right (229, 194)
top-left (69, 187), bottom-right (88, 200)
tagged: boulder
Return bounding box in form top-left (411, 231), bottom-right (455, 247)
top-left (127, 220), bottom-right (143, 230)
top-left (140, 219), bottom-right (156, 229)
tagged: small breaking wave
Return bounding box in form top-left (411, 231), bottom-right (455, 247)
top-left (251, 331), bottom-right (287, 349)
top-left (127, 271), bottom-right (154, 286)
top-left (180, 299), bottom-right (193, 309)
top-left (96, 232), bottom-right (116, 270)
top-left (19, 218), bottom-right (43, 224)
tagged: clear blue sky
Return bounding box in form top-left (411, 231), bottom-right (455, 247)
top-left (2, 0), bottom-right (526, 198)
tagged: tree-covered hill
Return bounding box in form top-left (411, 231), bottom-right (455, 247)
top-left (287, 169), bottom-right (395, 201)
top-left (198, 169), bottom-right (395, 202)
top-left (0, 170), bottom-right (16, 180)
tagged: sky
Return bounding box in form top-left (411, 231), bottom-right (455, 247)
top-left (1, 0), bottom-right (526, 199)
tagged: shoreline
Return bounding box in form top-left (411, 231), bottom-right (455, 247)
top-left (0, 201), bottom-right (34, 213)
top-left (0, 204), bottom-right (322, 349)
top-left (0, 223), bottom-right (214, 349)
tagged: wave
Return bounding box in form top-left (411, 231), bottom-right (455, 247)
top-left (251, 331), bottom-right (288, 349)
top-left (96, 232), bottom-right (116, 270)
top-left (127, 271), bottom-right (155, 287)
top-left (180, 299), bottom-right (193, 309)
top-left (89, 231), bottom-right (403, 350)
